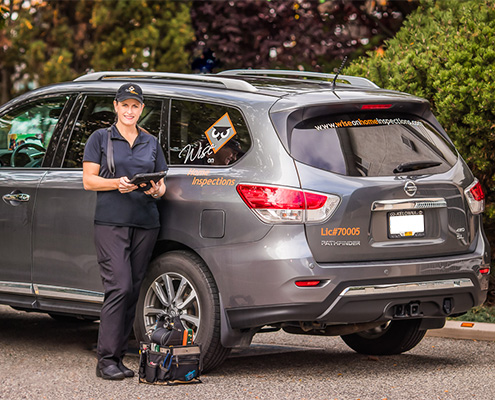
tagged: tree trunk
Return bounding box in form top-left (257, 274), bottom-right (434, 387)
top-left (0, 67), bottom-right (11, 105)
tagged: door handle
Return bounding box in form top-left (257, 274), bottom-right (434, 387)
top-left (2, 191), bottom-right (30, 205)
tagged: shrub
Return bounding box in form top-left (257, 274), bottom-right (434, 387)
top-left (450, 305), bottom-right (495, 323)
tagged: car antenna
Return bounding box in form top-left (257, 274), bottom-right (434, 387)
top-left (332, 56), bottom-right (348, 89)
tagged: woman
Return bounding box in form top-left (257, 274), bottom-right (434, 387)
top-left (83, 83), bottom-right (167, 380)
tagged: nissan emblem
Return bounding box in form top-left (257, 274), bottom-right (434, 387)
top-left (404, 181), bottom-right (417, 197)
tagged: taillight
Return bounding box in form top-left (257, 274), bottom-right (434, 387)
top-left (295, 280), bottom-right (321, 287)
top-left (464, 179), bottom-right (485, 214)
top-left (236, 184), bottom-right (340, 224)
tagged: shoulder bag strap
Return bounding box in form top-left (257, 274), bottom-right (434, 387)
top-left (106, 127), bottom-right (115, 177)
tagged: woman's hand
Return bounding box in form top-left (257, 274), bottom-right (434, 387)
top-left (144, 178), bottom-right (166, 199)
top-left (118, 176), bottom-right (138, 193)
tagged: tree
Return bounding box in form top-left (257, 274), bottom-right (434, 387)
top-left (0, 0), bottom-right (90, 103)
top-left (0, 3), bottom-right (10, 104)
top-left (89, 0), bottom-right (194, 73)
top-left (190, 0), bottom-right (419, 73)
top-left (0, 1), bottom-right (34, 104)
top-left (0, 0), bottom-right (195, 103)
top-left (346, 0), bottom-right (495, 302)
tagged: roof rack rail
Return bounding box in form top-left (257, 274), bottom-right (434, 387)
top-left (217, 69), bottom-right (379, 89)
top-left (74, 71), bottom-right (258, 93)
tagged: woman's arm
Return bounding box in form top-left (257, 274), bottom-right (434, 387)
top-left (83, 161), bottom-right (118, 191)
top-left (83, 161), bottom-right (138, 193)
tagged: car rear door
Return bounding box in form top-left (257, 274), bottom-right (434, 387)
top-left (31, 94), bottom-right (164, 309)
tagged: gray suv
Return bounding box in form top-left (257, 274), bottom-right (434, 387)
top-left (0, 70), bottom-right (490, 371)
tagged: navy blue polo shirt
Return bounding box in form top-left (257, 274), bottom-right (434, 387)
top-left (83, 124), bottom-right (168, 229)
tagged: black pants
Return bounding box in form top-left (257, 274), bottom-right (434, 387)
top-left (94, 224), bottom-right (159, 369)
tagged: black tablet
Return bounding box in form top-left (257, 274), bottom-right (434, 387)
top-left (129, 171), bottom-right (167, 186)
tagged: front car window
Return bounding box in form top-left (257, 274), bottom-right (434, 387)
top-left (62, 96), bottom-right (162, 168)
top-left (290, 113), bottom-right (458, 177)
top-left (169, 99), bottom-right (251, 166)
top-left (0, 96), bottom-right (68, 167)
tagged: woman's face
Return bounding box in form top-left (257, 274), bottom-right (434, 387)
top-left (114, 99), bottom-right (144, 127)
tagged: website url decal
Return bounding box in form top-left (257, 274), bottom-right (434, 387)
top-left (315, 118), bottom-right (424, 131)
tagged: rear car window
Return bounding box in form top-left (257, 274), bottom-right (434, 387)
top-left (290, 113), bottom-right (458, 177)
top-left (169, 99), bottom-right (251, 166)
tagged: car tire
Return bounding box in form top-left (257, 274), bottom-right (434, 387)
top-left (134, 250), bottom-right (230, 371)
top-left (340, 319), bottom-right (427, 355)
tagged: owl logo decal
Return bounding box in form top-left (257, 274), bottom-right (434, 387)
top-left (204, 113), bottom-right (237, 153)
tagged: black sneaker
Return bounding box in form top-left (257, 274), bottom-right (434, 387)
top-left (118, 362), bottom-right (135, 378)
top-left (96, 364), bottom-right (125, 380)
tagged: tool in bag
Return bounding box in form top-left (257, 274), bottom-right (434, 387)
top-left (150, 311), bottom-right (184, 346)
top-left (139, 311), bottom-right (201, 385)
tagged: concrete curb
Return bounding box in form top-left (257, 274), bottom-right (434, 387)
top-left (427, 320), bottom-right (495, 341)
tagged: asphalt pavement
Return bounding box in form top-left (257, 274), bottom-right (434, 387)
top-left (1, 304), bottom-right (494, 400)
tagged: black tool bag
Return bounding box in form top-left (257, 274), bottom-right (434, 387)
top-left (139, 343), bottom-right (201, 385)
top-left (138, 313), bottom-right (202, 385)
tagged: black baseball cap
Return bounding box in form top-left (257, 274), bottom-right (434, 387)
top-left (115, 83), bottom-right (144, 104)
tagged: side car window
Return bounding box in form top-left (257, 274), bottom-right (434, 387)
top-left (169, 100), bottom-right (251, 166)
top-left (63, 96), bottom-right (162, 168)
top-left (0, 96), bottom-right (68, 167)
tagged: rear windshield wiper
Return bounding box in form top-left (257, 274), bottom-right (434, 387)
top-left (393, 160), bottom-right (442, 174)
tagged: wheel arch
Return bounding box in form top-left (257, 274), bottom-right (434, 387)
top-left (152, 239), bottom-right (194, 260)
top-left (150, 239), bottom-right (255, 349)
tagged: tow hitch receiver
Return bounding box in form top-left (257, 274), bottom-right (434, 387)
top-left (443, 298), bottom-right (453, 314)
top-left (394, 302), bottom-right (421, 318)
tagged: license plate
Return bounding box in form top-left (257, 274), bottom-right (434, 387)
top-left (388, 210), bottom-right (425, 239)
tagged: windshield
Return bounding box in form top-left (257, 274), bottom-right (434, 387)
top-left (290, 113), bottom-right (458, 177)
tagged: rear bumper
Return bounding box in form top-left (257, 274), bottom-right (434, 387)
top-left (207, 225), bottom-right (489, 331)
top-left (226, 273), bottom-right (486, 329)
